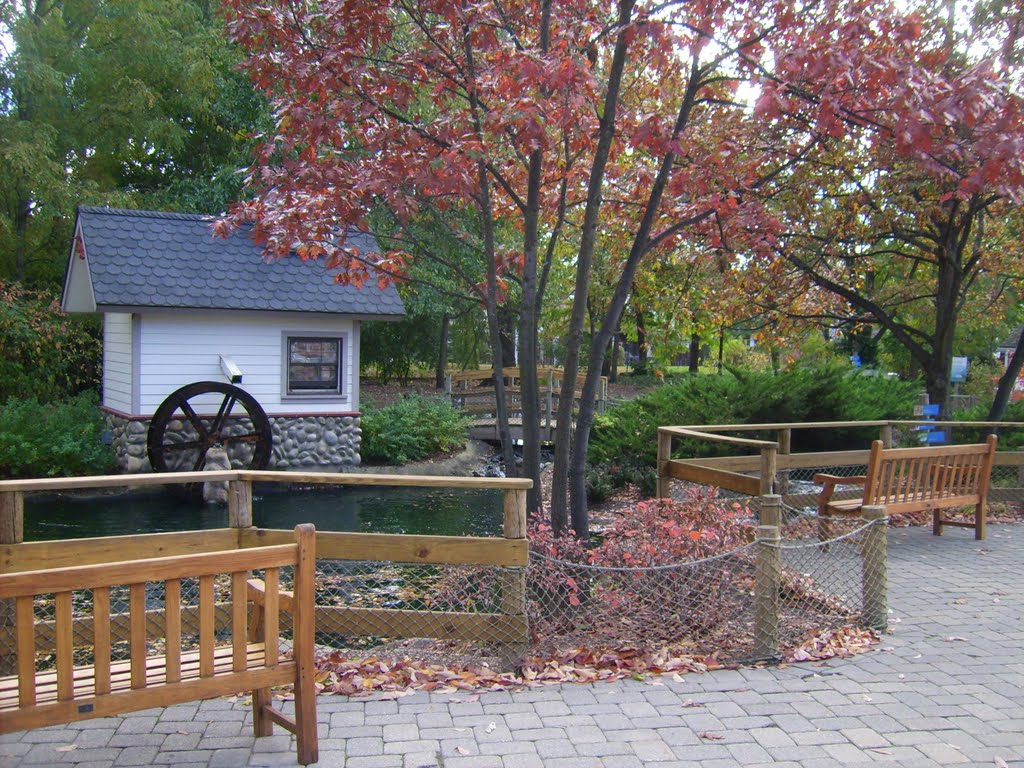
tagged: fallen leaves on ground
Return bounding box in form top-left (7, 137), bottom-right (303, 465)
top-left (784, 625), bottom-right (879, 663)
top-left (315, 646), bottom-right (723, 697)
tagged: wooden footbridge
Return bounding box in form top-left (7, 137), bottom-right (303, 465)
top-left (446, 367), bottom-right (608, 442)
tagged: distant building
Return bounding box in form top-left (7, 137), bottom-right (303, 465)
top-left (62, 207), bottom-right (405, 472)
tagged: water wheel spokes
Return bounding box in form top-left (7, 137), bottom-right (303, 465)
top-left (147, 381), bottom-right (273, 474)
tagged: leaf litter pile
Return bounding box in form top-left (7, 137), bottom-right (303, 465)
top-left (313, 624), bottom-right (878, 697)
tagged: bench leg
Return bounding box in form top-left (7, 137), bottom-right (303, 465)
top-left (293, 675), bottom-right (318, 765)
top-left (976, 500), bottom-right (987, 541)
top-left (932, 509), bottom-right (942, 537)
top-left (252, 687), bottom-right (274, 738)
top-left (818, 512), bottom-right (834, 552)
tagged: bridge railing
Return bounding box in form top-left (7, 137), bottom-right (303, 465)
top-left (446, 367), bottom-right (608, 439)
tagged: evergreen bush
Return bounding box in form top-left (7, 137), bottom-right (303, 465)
top-left (360, 394), bottom-right (471, 464)
top-left (587, 366), bottom-right (918, 499)
top-left (0, 393), bottom-right (114, 479)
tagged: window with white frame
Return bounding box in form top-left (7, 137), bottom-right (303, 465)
top-left (284, 335), bottom-right (343, 396)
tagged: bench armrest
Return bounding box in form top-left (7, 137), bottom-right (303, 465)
top-left (247, 577), bottom-right (295, 612)
top-left (814, 474), bottom-right (867, 515)
top-left (812, 473), bottom-right (867, 487)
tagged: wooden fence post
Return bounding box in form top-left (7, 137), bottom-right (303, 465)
top-left (753, 494), bottom-right (782, 660)
top-left (500, 488), bottom-right (527, 632)
top-left (498, 488), bottom-right (528, 666)
top-left (656, 430), bottom-right (673, 499)
top-left (0, 491), bottom-right (24, 674)
top-left (861, 505), bottom-right (888, 631)
top-left (777, 429), bottom-right (791, 496)
top-left (758, 491), bottom-right (781, 532)
top-left (760, 445), bottom-right (777, 497)
top-left (228, 477), bottom-right (253, 531)
top-left (881, 424), bottom-right (894, 448)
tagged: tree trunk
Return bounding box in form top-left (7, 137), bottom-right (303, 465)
top-left (498, 306), bottom-right (517, 368)
top-left (609, 332), bottom-right (620, 383)
top-left (13, 196), bottom-right (30, 283)
top-left (512, 0), bottom-right (551, 515)
top-left (718, 329), bottom-right (725, 374)
top-left (461, 22), bottom-right (515, 474)
top-left (634, 308), bottom-right (649, 373)
top-left (989, 329), bottom-right (1024, 421)
top-left (566, 50), bottom-right (709, 538)
top-left (928, 233), bottom-right (962, 418)
top-left (435, 314), bottom-right (449, 389)
top-left (549, 0), bottom-right (637, 536)
top-left (689, 333), bottom-right (700, 373)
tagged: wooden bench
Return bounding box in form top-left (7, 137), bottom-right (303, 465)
top-left (0, 524), bottom-right (318, 765)
top-left (815, 436), bottom-right (997, 540)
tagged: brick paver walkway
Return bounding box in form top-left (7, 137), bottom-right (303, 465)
top-left (2, 523), bottom-right (1022, 767)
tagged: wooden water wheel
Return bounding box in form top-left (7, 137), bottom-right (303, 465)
top-left (147, 381), bottom-right (273, 473)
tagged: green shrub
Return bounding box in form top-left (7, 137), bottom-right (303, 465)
top-left (588, 366), bottom-right (919, 488)
top-left (360, 394), bottom-right (471, 464)
top-left (0, 393), bottom-right (114, 479)
top-left (950, 398), bottom-right (1024, 449)
top-left (0, 282), bottom-right (102, 403)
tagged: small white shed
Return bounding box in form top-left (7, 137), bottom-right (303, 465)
top-left (62, 206), bottom-right (405, 472)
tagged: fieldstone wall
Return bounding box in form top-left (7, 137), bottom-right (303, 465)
top-left (270, 415), bottom-right (361, 469)
top-left (104, 412), bottom-right (151, 474)
top-left (103, 411), bottom-right (361, 473)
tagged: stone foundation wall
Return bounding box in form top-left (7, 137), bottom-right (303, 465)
top-left (269, 415), bottom-right (361, 469)
top-left (103, 411), bottom-right (361, 473)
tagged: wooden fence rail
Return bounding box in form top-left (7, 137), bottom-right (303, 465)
top-left (657, 420), bottom-right (1024, 511)
top-left (0, 471), bottom-right (532, 661)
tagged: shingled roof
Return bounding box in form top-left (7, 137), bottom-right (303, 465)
top-left (62, 207), bottom-right (405, 318)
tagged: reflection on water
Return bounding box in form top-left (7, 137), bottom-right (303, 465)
top-left (24, 485), bottom-right (504, 541)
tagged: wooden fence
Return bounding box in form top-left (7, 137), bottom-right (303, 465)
top-left (657, 420), bottom-right (1024, 511)
top-left (0, 471), bottom-right (532, 659)
top-left (447, 366), bottom-right (608, 441)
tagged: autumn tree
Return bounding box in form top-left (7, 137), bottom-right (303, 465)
top-left (222, 0), bottom-right (998, 538)
top-left (755, 16), bottom-right (1024, 415)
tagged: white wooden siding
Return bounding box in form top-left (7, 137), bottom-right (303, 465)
top-left (136, 312), bottom-right (357, 416)
top-left (102, 313), bottom-right (133, 413)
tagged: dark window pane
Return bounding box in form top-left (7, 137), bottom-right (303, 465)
top-left (288, 337), bottom-right (341, 393)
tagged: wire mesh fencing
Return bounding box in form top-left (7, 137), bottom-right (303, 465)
top-left (524, 514), bottom-right (885, 665)
top-left (308, 558), bottom-right (527, 667)
top-left (5, 514), bottom-right (890, 677)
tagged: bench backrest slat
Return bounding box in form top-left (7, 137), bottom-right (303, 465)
top-left (164, 580), bottom-right (181, 684)
top-left (232, 571), bottom-right (248, 673)
top-left (199, 574), bottom-right (215, 678)
top-left (264, 569), bottom-right (280, 668)
top-left (16, 595), bottom-right (35, 707)
top-left (56, 592), bottom-right (73, 701)
top-left (864, 435), bottom-right (997, 507)
top-left (94, 587), bottom-right (112, 695)
top-left (130, 583), bottom-right (146, 689)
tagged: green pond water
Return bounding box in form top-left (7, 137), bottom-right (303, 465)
top-left (24, 485), bottom-right (505, 541)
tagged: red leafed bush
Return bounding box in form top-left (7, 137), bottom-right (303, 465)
top-left (527, 489), bottom-right (756, 649)
top-left (591, 491), bottom-right (753, 567)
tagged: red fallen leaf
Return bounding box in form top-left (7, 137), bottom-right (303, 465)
top-left (699, 732), bottom-right (724, 740)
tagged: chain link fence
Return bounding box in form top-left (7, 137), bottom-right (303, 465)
top-left (7, 514), bottom-right (886, 677)
top-left (524, 513), bottom-right (884, 665)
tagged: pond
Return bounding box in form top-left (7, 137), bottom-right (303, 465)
top-left (24, 484), bottom-right (506, 542)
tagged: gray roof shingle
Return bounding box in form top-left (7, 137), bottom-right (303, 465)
top-left (71, 207), bottom-right (405, 317)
